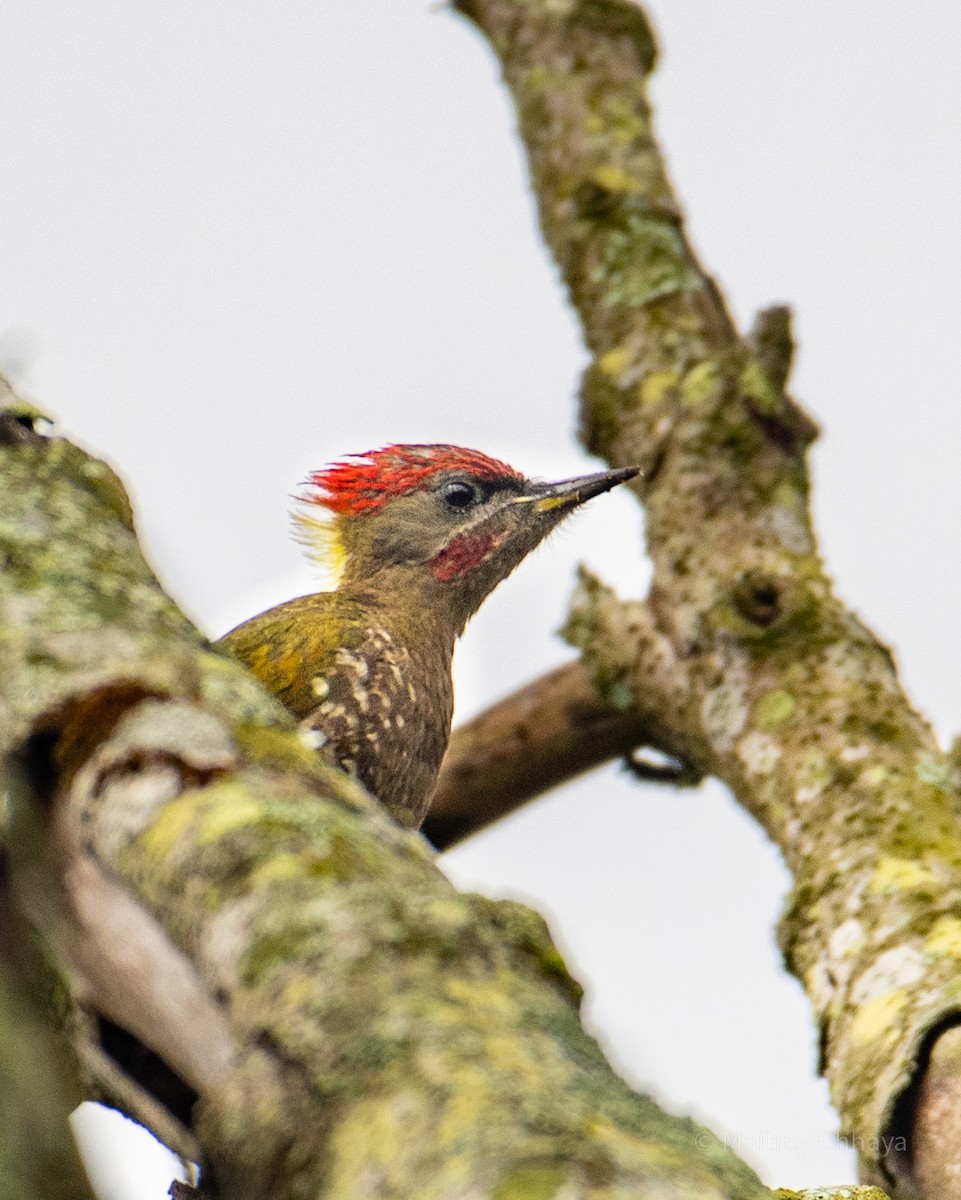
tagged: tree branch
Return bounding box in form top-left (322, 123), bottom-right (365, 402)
top-left (425, 661), bottom-right (638, 847)
top-left (426, 592), bottom-right (696, 848)
top-left (452, 1), bottom-right (961, 1195)
top-left (0, 883), bottom-right (96, 1200)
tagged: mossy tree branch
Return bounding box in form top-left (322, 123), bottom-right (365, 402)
top-left (450, 0), bottom-right (961, 1195)
top-left (0, 381), bottom-right (826, 1199)
top-left (0, 887), bottom-right (95, 1200)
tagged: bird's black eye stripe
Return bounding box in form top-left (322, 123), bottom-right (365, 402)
top-left (442, 478), bottom-right (485, 510)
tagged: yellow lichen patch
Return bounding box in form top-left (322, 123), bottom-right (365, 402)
top-left (591, 164), bottom-right (639, 194)
top-left (434, 1059), bottom-right (496, 1141)
top-left (493, 1164), bottom-right (566, 1200)
top-left (597, 344), bottom-right (634, 380)
top-left (445, 976), bottom-right (520, 1022)
top-left (585, 95), bottom-right (646, 143)
top-left (234, 722), bottom-right (319, 773)
top-left (848, 990), bottom-right (907, 1046)
top-left (485, 1031), bottom-right (546, 1085)
top-left (681, 359), bottom-right (721, 407)
top-left (754, 689), bottom-right (795, 730)
top-left (860, 764), bottom-right (889, 789)
top-left (869, 856), bottom-right (938, 894)
top-left (192, 785), bottom-right (264, 846)
top-left (586, 1114), bottom-right (720, 1187)
top-left (773, 480), bottom-right (803, 511)
top-left (283, 974), bottom-right (318, 1009)
top-left (139, 790), bottom-right (206, 859)
top-left (252, 851), bottom-right (309, 887)
top-left (520, 64), bottom-right (567, 94)
top-left (924, 915), bottom-right (961, 959)
top-left (325, 1089), bottom-right (430, 1195)
top-left (739, 359), bottom-right (781, 414)
top-left (638, 370), bottom-right (678, 408)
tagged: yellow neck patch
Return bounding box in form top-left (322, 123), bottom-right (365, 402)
top-left (291, 505), bottom-right (347, 590)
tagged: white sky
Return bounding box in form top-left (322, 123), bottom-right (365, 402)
top-left (3, 2), bottom-right (961, 1195)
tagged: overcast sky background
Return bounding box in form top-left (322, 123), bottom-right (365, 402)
top-left (3, 2), bottom-right (961, 1196)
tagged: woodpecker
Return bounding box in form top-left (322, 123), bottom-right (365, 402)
top-left (220, 445), bottom-right (637, 828)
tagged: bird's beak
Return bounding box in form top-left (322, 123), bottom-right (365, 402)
top-left (525, 465), bottom-right (640, 514)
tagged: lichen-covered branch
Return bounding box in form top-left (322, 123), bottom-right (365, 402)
top-left (452, 0), bottom-right (961, 1195)
top-left (0, 893), bottom-right (95, 1200)
top-left (0, 389), bottom-right (805, 1200)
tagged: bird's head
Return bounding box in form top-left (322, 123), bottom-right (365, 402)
top-left (294, 444), bottom-right (638, 631)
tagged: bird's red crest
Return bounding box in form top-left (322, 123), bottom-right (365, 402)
top-left (302, 444), bottom-right (524, 515)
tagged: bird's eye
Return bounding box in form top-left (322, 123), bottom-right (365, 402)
top-left (442, 479), bottom-right (483, 511)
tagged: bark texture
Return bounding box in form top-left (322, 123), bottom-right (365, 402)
top-left (449, 0), bottom-right (961, 1195)
top-left (0, 902), bottom-right (95, 1200)
top-left (0, 383), bottom-right (806, 1198)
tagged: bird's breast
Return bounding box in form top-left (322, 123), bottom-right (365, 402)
top-left (301, 624), bottom-right (453, 828)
